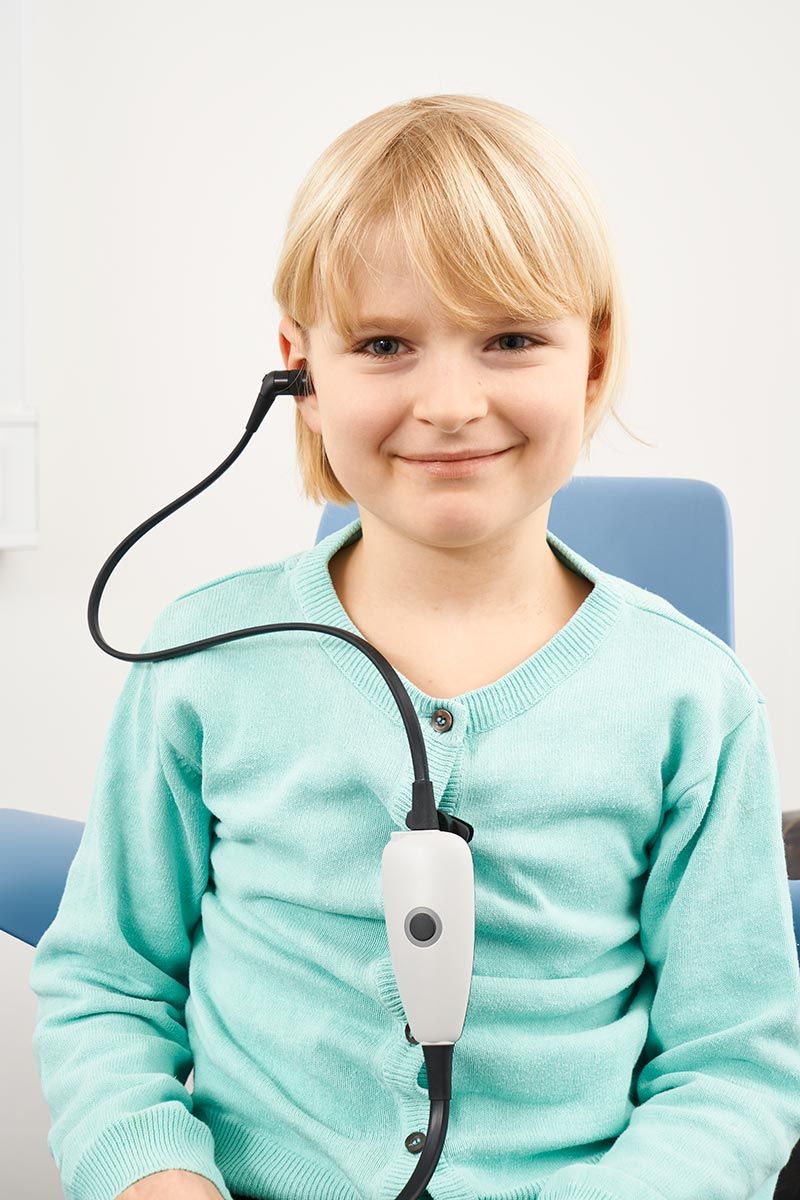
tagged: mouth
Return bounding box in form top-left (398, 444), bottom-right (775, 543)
top-left (397, 446), bottom-right (513, 478)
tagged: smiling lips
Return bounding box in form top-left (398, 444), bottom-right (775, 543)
top-left (403, 448), bottom-right (508, 461)
top-left (399, 447), bottom-right (512, 477)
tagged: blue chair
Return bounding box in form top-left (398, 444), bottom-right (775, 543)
top-left (3, 476), bottom-right (798, 952)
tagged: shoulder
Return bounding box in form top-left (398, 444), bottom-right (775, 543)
top-left (590, 569), bottom-right (769, 803)
top-left (143, 545), bottom-right (306, 651)
top-left (599, 566), bottom-right (763, 721)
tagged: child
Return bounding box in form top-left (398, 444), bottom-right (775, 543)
top-left (30, 93), bottom-right (800, 1200)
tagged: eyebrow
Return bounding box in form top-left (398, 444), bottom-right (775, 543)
top-left (349, 313), bottom-right (554, 333)
top-left (350, 314), bottom-right (426, 331)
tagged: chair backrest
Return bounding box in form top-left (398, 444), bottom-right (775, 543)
top-left (0, 475), bottom-right (754, 949)
top-left (316, 475), bottom-right (736, 648)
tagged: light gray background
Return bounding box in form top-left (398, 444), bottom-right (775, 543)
top-left (2, 1), bottom-right (798, 1194)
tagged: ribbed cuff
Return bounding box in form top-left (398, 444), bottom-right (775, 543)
top-left (538, 1186), bottom-right (617, 1200)
top-left (66, 1101), bottom-right (234, 1200)
top-left (537, 1160), bottom-right (782, 1200)
top-left (536, 1161), bottom-right (663, 1200)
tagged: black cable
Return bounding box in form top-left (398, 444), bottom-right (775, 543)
top-left (85, 367), bottom-right (469, 1196)
top-left (393, 1046), bottom-right (455, 1199)
top-left (86, 369), bottom-right (475, 834)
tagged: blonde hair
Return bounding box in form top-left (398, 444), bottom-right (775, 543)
top-left (272, 93), bottom-right (649, 508)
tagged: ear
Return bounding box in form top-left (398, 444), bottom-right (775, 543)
top-left (278, 316), bottom-right (320, 433)
top-left (585, 315), bottom-right (609, 412)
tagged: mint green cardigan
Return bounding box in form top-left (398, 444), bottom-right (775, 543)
top-left (29, 516), bottom-right (800, 1200)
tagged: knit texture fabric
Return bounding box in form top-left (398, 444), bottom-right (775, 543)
top-left (29, 516), bottom-right (800, 1200)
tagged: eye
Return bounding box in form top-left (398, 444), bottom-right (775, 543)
top-left (352, 333), bottom-right (545, 361)
top-left (353, 336), bottom-right (405, 360)
top-left (496, 334), bottom-right (543, 354)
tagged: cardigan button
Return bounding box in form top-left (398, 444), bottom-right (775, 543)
top-left (404, 1021), bottom-right (418, 1045)
top-left (405, 1131), bottom-right (426, 1154)
top-left (430, 708), bottom-right (453, 732)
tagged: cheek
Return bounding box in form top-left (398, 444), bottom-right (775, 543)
top-left (511, 383), bottom-right (585, 438)
top-left (320, 403), bottom-right (393, 466)
top-left (333, 397), bottom-right (399, 445)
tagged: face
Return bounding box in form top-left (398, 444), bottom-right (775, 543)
top-left (278, 232), bottom-right (603, 549)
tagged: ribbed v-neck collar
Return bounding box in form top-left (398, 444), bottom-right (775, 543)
top-left (286, 515), bottom-right (622, 733)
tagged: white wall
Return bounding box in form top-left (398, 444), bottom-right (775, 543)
top-left (3, 0), bottom-right (799, 1194)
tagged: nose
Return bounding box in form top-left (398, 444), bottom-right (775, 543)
top-left (410, 369), bottom-right (490, 430)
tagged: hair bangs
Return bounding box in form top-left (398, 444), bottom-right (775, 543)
top-left (272, 94), bottom-right (646, 507)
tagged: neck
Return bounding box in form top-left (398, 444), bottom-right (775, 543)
top-left (338, 509), bottom-right (568, 622)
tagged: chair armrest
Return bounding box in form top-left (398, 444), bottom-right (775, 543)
top-left (0, 808), bottom-right (84, 946)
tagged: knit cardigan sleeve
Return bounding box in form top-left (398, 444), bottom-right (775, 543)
top-left (538, 699), bottom-right (800, 1200)
top-left (28, 616), bottom-right (233, 1200)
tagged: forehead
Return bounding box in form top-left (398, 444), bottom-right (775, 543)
top-left (345, 258), bottom-right (531, 334)
top-left (322, 223), bottom-right (581, 338)
top-left (348, 233), bottom-right (441, 319)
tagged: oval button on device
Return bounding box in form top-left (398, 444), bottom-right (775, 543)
top-left (408, 912), bottom-right (436, 941)
top-left (405, 1131), bottom-right (426, 1154)
top-left (430, 708), bottom-right (453, 732)
top-left (405, 907), bottom-right (442, 947)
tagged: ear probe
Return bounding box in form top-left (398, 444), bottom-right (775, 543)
top-left (86, 367), bottom-right (476, 1199)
